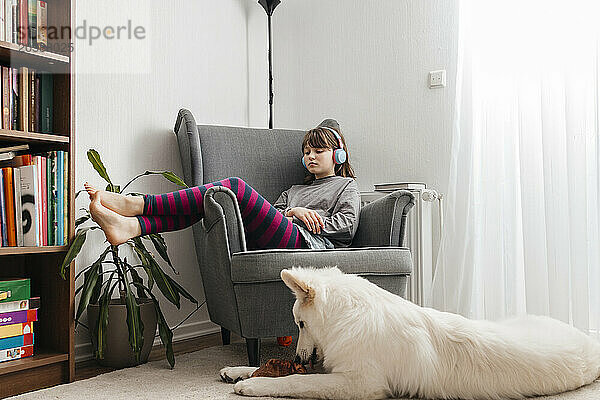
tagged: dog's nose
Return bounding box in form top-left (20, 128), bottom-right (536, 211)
top-left (294, 355), bottom-right (302, 365)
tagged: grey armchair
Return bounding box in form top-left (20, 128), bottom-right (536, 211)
top-left (174, 109), bottom-right (415, 366)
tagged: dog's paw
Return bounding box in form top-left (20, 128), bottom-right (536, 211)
top-left (220, 366), bottom-right (258, 383)
top-left (234, 379), bottom-right (261, 396)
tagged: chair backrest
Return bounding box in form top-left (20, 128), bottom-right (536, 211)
top-left (198, 125), bottom-right (309, 203)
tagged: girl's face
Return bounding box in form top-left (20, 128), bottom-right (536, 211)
top-left (303, 146), bottom-right (336, 179)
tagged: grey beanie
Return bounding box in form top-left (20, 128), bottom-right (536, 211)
top-left (316, 118), bottom-right (341, 132)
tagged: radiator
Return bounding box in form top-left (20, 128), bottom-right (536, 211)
top-left (360, 186), bottom-right (441, 306)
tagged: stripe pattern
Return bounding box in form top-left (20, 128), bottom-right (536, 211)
top-left (135, 177), bottom-right (303, 249)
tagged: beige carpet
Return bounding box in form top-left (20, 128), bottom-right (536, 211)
top-left (9, 339), bottom-right (600, 400)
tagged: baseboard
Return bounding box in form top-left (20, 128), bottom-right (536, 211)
top-left (75, 319), bottom-right (221, 363)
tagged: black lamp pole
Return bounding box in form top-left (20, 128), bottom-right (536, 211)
top-left (258, 0), bottom-right (281, 129)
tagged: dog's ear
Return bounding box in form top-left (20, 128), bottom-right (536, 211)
top-left (281, 269), bottom-right (315, 304)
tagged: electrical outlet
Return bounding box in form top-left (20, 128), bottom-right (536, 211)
top-left (429, 70), bottom-right (446, 88)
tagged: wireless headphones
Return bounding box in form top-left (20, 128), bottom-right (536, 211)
top-left (302, 126), bottom-right (347, 169)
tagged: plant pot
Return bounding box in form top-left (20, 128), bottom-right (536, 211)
top-left (87, 298), bottom-right (157, 368)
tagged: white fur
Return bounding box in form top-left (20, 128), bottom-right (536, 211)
top-left (221, 267), bottom-right (600, 399)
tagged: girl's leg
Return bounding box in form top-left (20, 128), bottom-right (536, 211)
top-left (135, 177), bottom-right (304, 249)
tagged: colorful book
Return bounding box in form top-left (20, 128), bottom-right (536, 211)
top-left (0, 309), bottom-right (37, 326)
top-left (19, 164), bottom-right (38, 246)
top-left (0, 171), bottom-right (4, 246)
top-left (0, 344), bottom-right (33, 362)
top-left (47, 151), bottom-right (55, 245)
top-left (13, 167), bottom-right (22, 246)
top-left (0, 297), bottom-right (40, 313)
top-left (36, 1), bottom-right (46, 48)
top-left (18, 0), bottom-right (28, 46)
top-left (0, 321), bottom-right (32, 339)
top-left (28, 0), bottom-right (37, 48)
top-left (2, 168), bottom-right (16, 246)
top-left (0, 279), bottom-right (30, 303)
top-left (41, 155), bottom-right (47, 245)
top-left (0, 333), bottom-right (34, 351)
top-left (57, 151), bottom-right (63, 245)
top-left (63, 151), bottom-right (67, 244)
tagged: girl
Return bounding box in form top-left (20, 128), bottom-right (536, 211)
top-left (84, 119), bottom-right (361, 344)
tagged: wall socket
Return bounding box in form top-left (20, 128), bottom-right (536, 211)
top-left (429, 70), bottom-right (446, 88)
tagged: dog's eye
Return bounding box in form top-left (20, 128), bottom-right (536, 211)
top-left (299, 321), bottom-right (305, 329)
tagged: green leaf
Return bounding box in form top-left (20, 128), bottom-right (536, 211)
top-left (130, 239), bottom-right (154, 289)
top-left (87, 149), bottom-right (112, 185)
top-left (149, 234), bottom-right (174, 272)
top-left (60, 227), bottom-right (97, 279)
top-left (95, 275), bottom-right (117, 360)
top-left (75, 249), bottom-right (110, 326)
top-left (132, 238), bottom-right (179, 307)
top-left (128, 265), bottom-right (148, 299)
top-left (148, 292), bottom-right (174, 368)
top-left (122, 269), bottom-right (144, 362)
top-left (75, 215), bottom-right (90, 228)
top-left (165, 275), bottom-right (198, 305)
top-left (158, 170), bottom-right (188, 187)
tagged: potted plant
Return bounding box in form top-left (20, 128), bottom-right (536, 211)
top-left (59, 149), bottom-right (198, 368)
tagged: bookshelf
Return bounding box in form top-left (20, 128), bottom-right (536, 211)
top-left (0, 0), bottom-right (74, 398)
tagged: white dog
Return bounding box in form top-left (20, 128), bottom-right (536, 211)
top-left (220, 267), bottom-right (600, 399)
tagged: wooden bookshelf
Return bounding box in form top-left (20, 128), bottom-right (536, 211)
top-left (0, 0), bottom-right (74, 398)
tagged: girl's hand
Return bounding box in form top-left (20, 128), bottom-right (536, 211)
top-left (289, 207), bottom-right (324, 234)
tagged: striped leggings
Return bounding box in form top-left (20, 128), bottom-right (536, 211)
top-left (135, 177), bottom-right (305, 249)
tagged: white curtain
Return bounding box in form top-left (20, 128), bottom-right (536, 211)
top-left (430, 0), bottom-right (600, 338)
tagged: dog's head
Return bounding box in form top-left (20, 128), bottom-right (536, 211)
top-left (280, 267), bottom-right (344, 367)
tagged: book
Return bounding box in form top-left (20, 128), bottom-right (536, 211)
top-left (0, 344), bottom-right (33, 362)
top-left (63, 151), bottom-right (67, 243)
top-left (35, 72), bottom-right (40, 133)
top-left (0, 333), bottom-right (34, 350)
top-left (0, 144), bottom-right (29, 153)
top-left (374, 182), bottom-right (427, 191)
top-left (40, 72), bottom-right (52, 133)
top-left (6, 0), bottom-right (13, 44)
top-left (0, 279), bottom-right (30, 303)
top-left (28, 69), bottom-right (35, 132)
top-left (0, 321), bottom-right (32, 339)
top-left (47, 151), bottom-right (54, 245)
top-left (11, 68), bottom-right (19, 130)
top-left (28, 0), bottom-right (36, 48)
top-left (0, 0), bottom-right (5, 42)
top-left (2, 167), bottom-right (15, 246)
top-left (0, 297), bottom-right (40, 313)
top-left (0, 309), bottom-right (37, 326)
top-left (57, 150), bottom-right (62, 245)
top-left (49, 151), bottom-right (57, 244)
top-left (19, 164), bottom-right (38, 246)
top-left (18, 66), bottom-right (28, 131)
top-left (2, 66), bottom-right (10, 129)
top-left (13, 167), bottom-right (22, 246)
top-left (36, 0), bottom-right (46, 48)
top-left (0, 171), bottom-right (4, 246)
top-left (11, 0), bottom-right (18, 44)
top-left (18, 0), bottom-right (27, 46)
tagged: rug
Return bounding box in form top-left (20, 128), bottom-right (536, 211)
top-left (9, 338), bottom-right (600, 399)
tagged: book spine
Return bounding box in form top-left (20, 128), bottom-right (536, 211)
top-left (11, 0), bottom-right (17, 44)
top-left (63, 151), bottom-right (67, 243)
top-left (40, 155), bottom-right (46, 246)
top-left (13, 167), bottom-right (22, 245)
top-left (0, 344), bottom-right (33, 362)
top-left (18, 0), bottom-right (27, 46)
top-left (2, 167), bottom-right (15, 246)
top-left (27, 0), bottom-right (35, 47)
top-left (0, 309), bottom-right (37, 326)
top-left (19, 164), bottom-right (35, 246)
top-left (0, 333), bottom-right (33, 350)
top-left (5, 0), bottom-right (12, 44)
top-left (36, 0), bottom-right (45, 47)
top-left (0, 321), bottom-right (32, 338)
top-left (40, 71), bottom-right (51, 133)
top-left (0, 297), bottom-right (34, 313)
top-left (34, 157), bottom-right (40, 245)
top-left (0, 171), bottom-right (4, 247)
top-left (49, 150), bottom-right (56, 245)
top-left (28, 68), bottom-right (34, 132)
top-left (18, 66), bottom-right (27, 131)
top-left (2, 66), bottom-right (9, 130)
top-left (10, 68), bottom-right (18, 130)
top-left (0, 0), bottom-right (5, 42)
top-left (34, 72), bottom-right (39, 133)
top-left (56, 150), bottom-right (62, 245)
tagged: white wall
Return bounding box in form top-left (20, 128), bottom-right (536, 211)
top-left (248, 0), bottom-right (459, 262)
top-left (74, 0), bottom-right (459, 360)
top-left (74, 0), bottom-right (249, 361)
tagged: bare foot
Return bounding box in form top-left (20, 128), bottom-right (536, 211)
top-left (89, 196), bottom-right (142, 246)
top-left (84, 182), bottom-right (144, 217)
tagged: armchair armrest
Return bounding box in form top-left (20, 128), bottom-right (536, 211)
top-left (203, 185), bottom-right (248, 255)
top-left (352, 190), bottom-right (415, 247)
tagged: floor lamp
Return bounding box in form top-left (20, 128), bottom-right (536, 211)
top-left (258, 0), bottom-right (281, 129)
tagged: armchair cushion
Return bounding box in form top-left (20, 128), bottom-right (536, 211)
top-left (230, 247), bottom-right (412, 283)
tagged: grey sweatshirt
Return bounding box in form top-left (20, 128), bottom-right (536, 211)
top-left (273, 175), bottom-right (361, 248)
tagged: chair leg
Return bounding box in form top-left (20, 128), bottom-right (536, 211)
top-left (246, 338), bottom-right (261, 367)
top-left (221, 327), bottom-right (231, 345)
